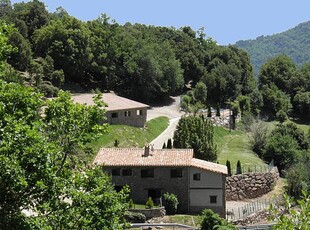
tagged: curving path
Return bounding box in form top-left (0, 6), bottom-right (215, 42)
top-left (147, 96), bottom-right (184, 148)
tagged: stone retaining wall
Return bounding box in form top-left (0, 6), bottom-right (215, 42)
top-left (226, 167), bottom-right (279, 201)
top-left (129, 207), bottom-right (166, 220)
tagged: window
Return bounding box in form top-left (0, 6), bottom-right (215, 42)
top-left (112, 168), bottom-right (121, 176)
top-left (111, 112), bottom-right (118, 118)
top-left (210, 195), bottom-right (217, 204)
top-left (141, 169), bottom-right (154, 178)
top-left (137, 110), bottom-right (143, 116)
top-left (193, 173), bottom-right (201, 181)
top-left (122, 168), bottom-right (132, 176)
top-left (124, 111), bottom-right (131, 117)
top-left (170, 168), bottom-right (182, 178)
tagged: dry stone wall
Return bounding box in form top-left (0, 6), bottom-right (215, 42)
top-left (226, 167), bottom-right (279, 201)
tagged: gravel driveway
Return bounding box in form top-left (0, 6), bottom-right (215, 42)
top-left (147, 96), bottom-right (184, 148)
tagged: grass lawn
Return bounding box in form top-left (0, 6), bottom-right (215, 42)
top-left (88, 116), bottom-right (169, 155)
top-left (164, 215), bottom-right (199, 227)
top-left (214, 126), bottom-right (267, 170)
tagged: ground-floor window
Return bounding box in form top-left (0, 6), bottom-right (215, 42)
top-left (210, 195), bottom-right (217, 204)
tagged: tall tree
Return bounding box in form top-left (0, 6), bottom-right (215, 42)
top-left (173, 115), bottom-right (217, 162)
top-left (33, 16), bottom-right (92, 83)
top-left (0, 81), bottom-right (128, 228)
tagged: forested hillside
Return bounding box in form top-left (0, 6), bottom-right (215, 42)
top-left (0, 0), bottom-right (256, 105)
top-left (235, 21), bottom-right (310, 75)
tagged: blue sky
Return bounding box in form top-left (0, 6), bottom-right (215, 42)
top-left (11, 0), bottom-right (310, 45)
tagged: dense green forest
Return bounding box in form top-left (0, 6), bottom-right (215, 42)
top-left (0, 0), bottom-right (256, 106)
top-left (235, 21), bottom-right (310, 75)
top-left (3, 0), bottom-right (308, 120)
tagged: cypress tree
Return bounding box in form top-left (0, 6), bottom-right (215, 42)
top-left (236, 160), bottom-right (242, 174)
top-left (167, 138), bottom-right (172, 149)
top-left (207, 106), bottom-right (212, 117)
top-left (216, 103), bottom-right (221, 116)
top-left (162, 142), bottom-right (166, 149)
top-left (226, 160), bottom-right (232, 176)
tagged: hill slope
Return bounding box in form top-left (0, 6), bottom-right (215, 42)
top-left (235, 21), bottom-right (310, 75)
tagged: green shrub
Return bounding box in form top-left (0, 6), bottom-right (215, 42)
top-left (124, 211), bottom-right (146, 223)
top-left (163, 192), bottom-right (179, 215)
top-left (114, 139), bottom-right (119, 147)
top-left (199, 209), bottom-right (237, 230)
top-left (145, 197), bottom-right (154, 209)
top-left (276, 110), bottom-right (287, 123)
top-left (37, 81), bottom-right (59, 97)
top-left (128, 199), bottom-right (134, 209)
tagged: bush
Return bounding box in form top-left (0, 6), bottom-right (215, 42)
top-left (276, 110), bottom-right (287, 123)
top-left (128, 199), bottom-right (134, 209)
top-left (145, 197), bottom-right (154, 209)
top-left (114, 139), bottom-right (119, 147)
top-left (199, 209), bottom-right (237, 230)
top-left (163, 192), bottom-right (179, 215)
top-left (37, 81), bottom-right (59, 97)
top-left (124, 211), bottom-right (146, 223)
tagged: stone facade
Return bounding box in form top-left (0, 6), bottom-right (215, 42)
top-left (106, 107), bottom-right (148, 127)
top-left (105, 167), bottom-right (190, 213)
top-left (226, 167), bottom-right (279, 201)
top-left (105, 165), bottom-right (226, 215)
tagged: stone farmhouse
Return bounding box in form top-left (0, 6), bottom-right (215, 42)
top-left (93, 146), bottom-right (227, 217)
top-left (71, 93), bottom-right (150, 127)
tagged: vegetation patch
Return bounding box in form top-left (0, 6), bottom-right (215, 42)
top-left (215, 126), bottom-right (266, 168)
top-left (88, 116), bottom-right (169, 152)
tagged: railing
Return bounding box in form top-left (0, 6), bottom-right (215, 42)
top-left (227, 197), bottom-right (281, 220)
top-left (229, 165), bottom-right (275, 176)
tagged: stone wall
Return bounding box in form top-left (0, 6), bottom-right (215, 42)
top-left (129, 207), bottom-right (165, 220)
top-left (226, 167), bottom-right (279, 201)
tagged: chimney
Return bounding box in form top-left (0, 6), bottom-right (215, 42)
top-left (144, 143), bottom-right (150, 157)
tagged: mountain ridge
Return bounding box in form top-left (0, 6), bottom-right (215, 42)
top-left (235, 21), bottom-right (310, 75)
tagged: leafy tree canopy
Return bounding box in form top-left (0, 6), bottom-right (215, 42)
top-left (173, 115), bottom-right (217, 162)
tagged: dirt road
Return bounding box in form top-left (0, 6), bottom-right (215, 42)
top-left (147, 96), bottom-right (184, 148)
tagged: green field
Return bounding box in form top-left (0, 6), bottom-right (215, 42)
top-left (214, 126), bottom-right (267, 170)
top-left (88, 116), bottom-right (169, 154)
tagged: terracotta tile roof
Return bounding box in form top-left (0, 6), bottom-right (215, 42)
top-left (71, 93), bottom-right (149, 111)
top-left (191, 158), bottom-right (227, 175)
top-left (93, 148), bottom-right (227, 175)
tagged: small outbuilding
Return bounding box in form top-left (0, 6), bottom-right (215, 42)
top-left (71, 93), bottom-right (150, 127)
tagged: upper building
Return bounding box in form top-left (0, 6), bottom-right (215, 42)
top-left (71, 93), bottom-right (150, 127)
top-left (93, 146), bottom-right (227, 217)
